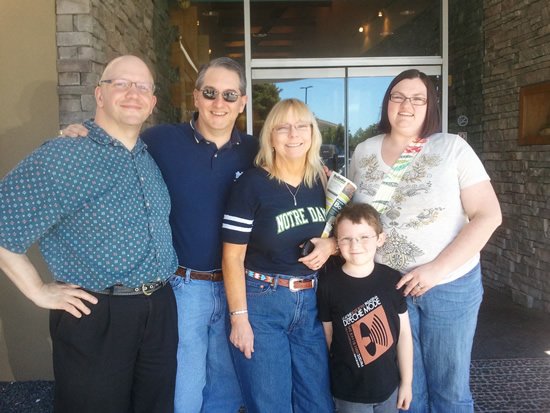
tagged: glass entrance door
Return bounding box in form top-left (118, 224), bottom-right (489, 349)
top-left (252, 66), bottom-right (441, 177)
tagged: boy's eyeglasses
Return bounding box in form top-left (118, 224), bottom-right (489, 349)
top-left (389, 94), bottom-right (427, 106)
top-left (338, 235), bottom-right (378, 246)
top-left (200, 88), bottom-right (242, 102)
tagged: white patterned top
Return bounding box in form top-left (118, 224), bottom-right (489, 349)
top-left (350, 133), bottom-right (490, 285)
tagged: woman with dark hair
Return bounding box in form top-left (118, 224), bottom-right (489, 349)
top-left (350, 69), bottom-right (501, 412)
top-left (222, 99), bottom-right (336, 413)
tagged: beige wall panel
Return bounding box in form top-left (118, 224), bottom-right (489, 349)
top-left (0, 0), bottom-right (59, 381)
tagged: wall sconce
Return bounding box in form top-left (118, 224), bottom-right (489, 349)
top-left (378, 10), bottom-right (383, 17)
top-left (358, 26), bottom-right (364, 33)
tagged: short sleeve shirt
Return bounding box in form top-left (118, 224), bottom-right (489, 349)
top-left (0, 120), bottom-right (177, 290)
top-left (350, 133), bottom-right (490, 283)
top-left (317, 264), bottom-right (407, 403)
top-left (142, 114), bottom-right (258, 271)
top-left (222, 168), bottom-right (326, 276)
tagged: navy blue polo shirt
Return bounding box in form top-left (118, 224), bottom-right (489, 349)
top-left (0, 120), bottom-right (178, 290)
top-left (142, 113), bottom-right (258, 271)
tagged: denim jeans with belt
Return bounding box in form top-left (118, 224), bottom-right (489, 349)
top-left (405, 263), bottom-right (483, 413)
top-left (170, 272), bottom-right (242, 413)
top-left (229, 273), bottom-right (334, 413)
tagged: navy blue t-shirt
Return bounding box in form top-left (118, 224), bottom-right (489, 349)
top-left (142, 115), bottom-right (258, 271)
top-left (222, 167), bottom-right (326, 276)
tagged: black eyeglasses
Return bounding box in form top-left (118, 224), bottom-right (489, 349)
top-left (389, 94), bottom-right (427, 106)
top-left (200, 88), bottom-right (242, 102)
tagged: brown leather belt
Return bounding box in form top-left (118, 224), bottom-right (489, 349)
top-left (246, 270), bottom-right (315, 292)
top-left (175, 266), bottom-right (223, 282)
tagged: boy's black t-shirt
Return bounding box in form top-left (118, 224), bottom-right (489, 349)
top-left (317, 264), bottom-right (407, 403)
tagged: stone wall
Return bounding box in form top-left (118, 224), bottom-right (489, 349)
top-left (56, 0), bottom-right (177, 129)
top-left (448, 0), bottom-right (485, 155)
top-left (481, 0), bottom-right (550, 311)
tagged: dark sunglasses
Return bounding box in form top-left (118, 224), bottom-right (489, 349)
top-left (200, 88), bottom-right (242, 102)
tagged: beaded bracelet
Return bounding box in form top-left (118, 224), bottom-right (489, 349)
top-left (229, 309), bottom-right (248, 316)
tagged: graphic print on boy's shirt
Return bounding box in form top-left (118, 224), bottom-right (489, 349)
top-left (343, 295), bottom-right (394, 368)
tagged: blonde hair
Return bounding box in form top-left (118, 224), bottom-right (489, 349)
top-left (255, 98), bottom-right (326, 189)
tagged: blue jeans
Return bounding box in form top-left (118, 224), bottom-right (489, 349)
top-left (404, 263), bottom-right (483, 413)
top-left (335, 387), bottom-right (398, 413)
top-left (229, 274), bottom-right (334, 413)
top-left (170, 272), bottom-right (242, 413)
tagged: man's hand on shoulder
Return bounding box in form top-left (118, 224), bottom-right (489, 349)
top-left (59, 124), bottom-right (89, 138)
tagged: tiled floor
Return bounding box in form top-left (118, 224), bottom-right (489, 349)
top-left (469, 286), bottom-right (550, 412)
top-left (471, 358), bottom-right (550, 412)
top-left (1, 286), bottom-right (549, 412)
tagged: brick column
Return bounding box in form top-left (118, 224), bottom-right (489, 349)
top-left (56, 0), bottom-right (102, 127)
top-left (55, 0), bottom-right (177, 128)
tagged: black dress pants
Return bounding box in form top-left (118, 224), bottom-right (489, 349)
top-left (49, 283), bottom-right (178, 413)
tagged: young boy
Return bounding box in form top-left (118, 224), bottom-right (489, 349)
top-left (317, 202), bottom-right (413, 412)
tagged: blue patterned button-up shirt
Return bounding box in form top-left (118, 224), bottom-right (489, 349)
top-left (0, 120), bottom-right (177, 290)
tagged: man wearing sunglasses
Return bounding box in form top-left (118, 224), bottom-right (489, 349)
top-left (61, 57), bottom-right (258, 413)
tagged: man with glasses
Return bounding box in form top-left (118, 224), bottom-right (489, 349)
top-left (62, 57), bottom-right (258, 412)
top-left (0, 55), bottom-right (179, 413)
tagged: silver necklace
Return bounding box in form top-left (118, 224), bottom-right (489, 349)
top-left (284, 182), bottom-right (301, 206)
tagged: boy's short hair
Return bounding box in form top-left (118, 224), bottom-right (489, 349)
top-left (333, 202), bottom-right (383, 238)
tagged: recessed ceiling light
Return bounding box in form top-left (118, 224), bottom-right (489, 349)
top-left (400, 10), bottom-right (416, 15)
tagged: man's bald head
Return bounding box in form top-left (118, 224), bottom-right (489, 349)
top-left (94, 55), bottom-right (157, 147)
top-left (100, 55), bottom-right (155, 84)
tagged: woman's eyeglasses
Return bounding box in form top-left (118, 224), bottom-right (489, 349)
top-left (200, 88), bottom-right (242, 102)
top-left (272, 122), bottom-right (312, 134)
top-left (389, 94), bottom-right (427, 106)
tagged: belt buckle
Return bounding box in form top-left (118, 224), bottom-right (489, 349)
top-left (142, 283), bottom-right (154, 296)
top-left (288, 277), bottom-right (303, 292)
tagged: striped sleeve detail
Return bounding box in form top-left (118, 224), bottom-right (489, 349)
top-left (222, 214), bottom-right (253, 233)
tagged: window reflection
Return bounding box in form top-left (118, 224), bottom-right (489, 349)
top-left (250, 0), bottom-right (441, 58)
top-left (252, 74), bottom-right (441, 177)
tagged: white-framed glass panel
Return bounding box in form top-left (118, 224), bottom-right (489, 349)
top-left (252, 66), bottom-right (442, 177)
top-left (170, 1), bottom-right (447, 134)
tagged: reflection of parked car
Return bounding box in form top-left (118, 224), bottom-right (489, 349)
top-left (323, 154), bottom-right (351, 177)
top-left (320, 144), bottom-right (338, 161)
top-left (337, 155), bottom-right (351, 177)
